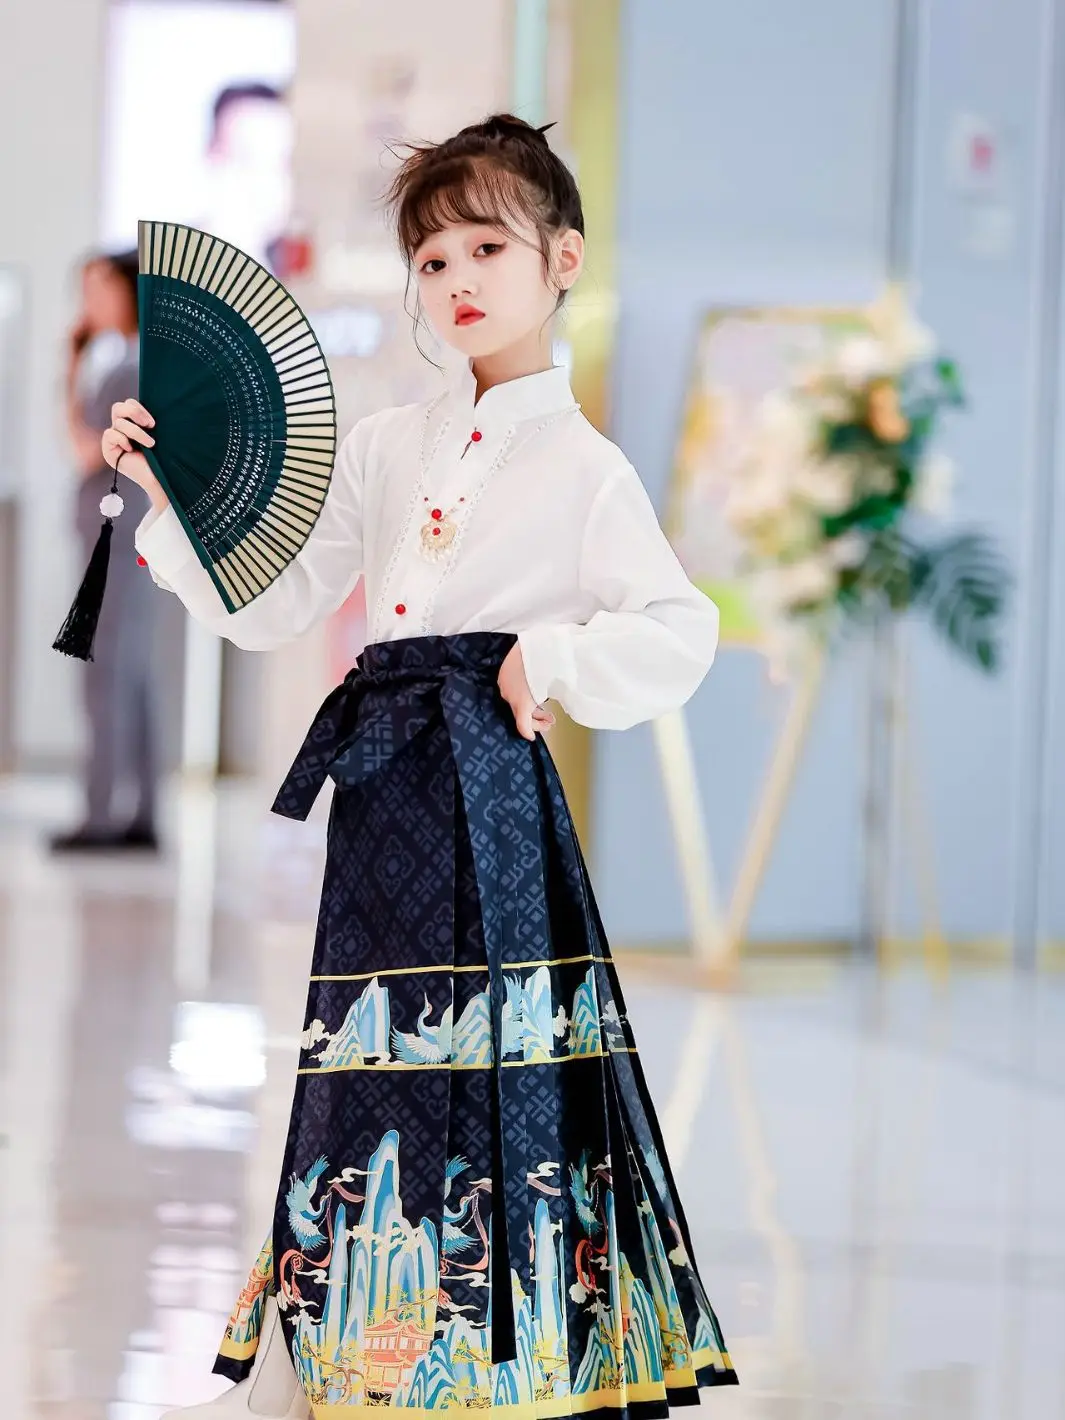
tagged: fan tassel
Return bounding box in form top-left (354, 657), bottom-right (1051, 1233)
top-left (52, 466), bottom-right (125, 662)
top-left (52, 520), bottom-right (115, 662)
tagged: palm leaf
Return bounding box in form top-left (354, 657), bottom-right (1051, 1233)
top-left (911, 532), bottom-right (1009, 672)
top-left (839, 527), bottom-right (919, 612)
top-left (834, 527), bottom-right (1008, 672)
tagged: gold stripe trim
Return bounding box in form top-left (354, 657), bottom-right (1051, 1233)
top-left (311, 965), bottom-right (487, 983)
top-left (309, 955), bottom-right (610, 984)
top-left (309, 1354), bottom-right (733, 1419)
top-left (297, 1048), bottom-right (639, 1076)
top-left (220, 1338), bottom-right (730, 1389)
top-left (506, 954), bottom-right (608, 971)
top-left (216, 1335), bottom-right (259, 1362)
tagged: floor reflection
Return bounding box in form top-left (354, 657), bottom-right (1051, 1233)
top-left (3, 776), bottom-right (1065, 1419)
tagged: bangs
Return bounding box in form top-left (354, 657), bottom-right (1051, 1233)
top-left (394, 157), bottom-right (545, 261)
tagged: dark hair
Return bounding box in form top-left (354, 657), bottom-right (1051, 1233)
top-left (210, 81), bottom-right (284, 145)
top-left (84, 249), bottom-right (140, 322)
top-left (384, 113), bottom-right (584, 305)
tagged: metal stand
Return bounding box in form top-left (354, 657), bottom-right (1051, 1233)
top-left (652, 710), bottom-right (727, 972)
top-left (860, 616), bottom-right (897, 957)
top-left (651, 647), bottom-right (825, 984)
top-left (653, 634), bottom-right (945, 980)
top-left (724, 650), bottom-right (826, 962)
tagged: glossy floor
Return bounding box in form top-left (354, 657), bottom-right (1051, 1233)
top-left (3, 776), bottom-right (1065, 1420)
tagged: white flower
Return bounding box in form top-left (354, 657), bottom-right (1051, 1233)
top-left (750, 503), bottom-right (822, 561)
top-left (913, 452), bottom-right (954, 515)
top-left (866, 283), bottom-right (935, 367)
top-left (775, 556), bottom-right (838, 609)
top-left (748, 565), bottom-right (817, 620)
top-left (725, 473), bottom-right (791, 530)
top-left (832, 335), bottom-right (891, 387)
top-left (827, 531), bottom-right (867, 568)
top-left (812, 386), bottom-right (857, 422)
top-left (793, 456), bottom-right (857, 514)
top-left (753, 390), bottom-right (818, 461)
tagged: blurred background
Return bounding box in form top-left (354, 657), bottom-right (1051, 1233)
top-left (4, 1), bottom-right (1065, 1417)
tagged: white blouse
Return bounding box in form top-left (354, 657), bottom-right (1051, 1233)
top-left (134, 362), bottom-right (719, 731)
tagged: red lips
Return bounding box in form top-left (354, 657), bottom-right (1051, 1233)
top-left (455, 304), bottom-right (485, 326)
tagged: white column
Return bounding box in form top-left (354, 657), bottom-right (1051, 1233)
top-left (0, 0), bottom-right (110, 769)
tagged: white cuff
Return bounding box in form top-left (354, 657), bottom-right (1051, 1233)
top-left (517, 624), bottom-right (577, 706)
top-left (134, 504), bottom-right (198, 583)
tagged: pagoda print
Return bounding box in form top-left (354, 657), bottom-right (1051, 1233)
top-left (251, 1125), bottom-right (729, 1411)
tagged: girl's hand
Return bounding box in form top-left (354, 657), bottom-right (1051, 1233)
top-left (498, 643), bottom-right (555, 741)
top-left (102, 399), bottom-right (169, 512)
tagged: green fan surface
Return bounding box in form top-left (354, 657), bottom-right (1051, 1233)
top-left (139, 273), bottom-right (293, 611)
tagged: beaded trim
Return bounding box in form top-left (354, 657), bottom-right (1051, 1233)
top-left (417, 404), bottom-right (578, 635)
top-left (369, 396), bottom-right (449, 641)
top-left (370, 397), bottom-right (579, 641)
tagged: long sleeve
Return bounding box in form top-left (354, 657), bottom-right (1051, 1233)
top-left (517, 463), bottom-right (719, 730)
top-left (134, 414), bottom-right (370, 652)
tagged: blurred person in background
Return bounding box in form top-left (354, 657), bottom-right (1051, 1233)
top-left (50, 251), bottom-right (160, 853)
top-left (201, 81), bottom-right (293, 272)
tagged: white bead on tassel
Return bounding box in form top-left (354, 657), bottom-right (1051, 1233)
top-left (99, 492), bottom-right (125, 519)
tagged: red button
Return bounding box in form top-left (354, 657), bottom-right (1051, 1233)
top-left (395, 603), bottom-right (406, 615)
top-left (431, 508), bottom-right (442, 520)
top-left (136, 555), bottom-right (147, 567)
top-left (471, 429), bottom-right (482, 442)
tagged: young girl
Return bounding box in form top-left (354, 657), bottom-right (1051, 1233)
top-left (104, 114), bottom-right (737, 1420)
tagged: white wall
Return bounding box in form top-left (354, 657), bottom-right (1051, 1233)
top-left (0, 0), bottom-right (110, 768)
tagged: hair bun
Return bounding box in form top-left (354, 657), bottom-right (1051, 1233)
top-left (481, 113), bottom-right (555, 148)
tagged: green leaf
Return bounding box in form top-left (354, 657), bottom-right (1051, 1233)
top-left (824, 422), bottom-right (882, 459)
top-left (934, 357), bottom-right (965, 404)
top-left (858, 527), bottom-right (919, 610)
top-left (830, 527), bottom-right (1009, 672)
top-left (912, 532), bottom-right (1009, 673)
top-left (823, 491), bottom-right (904, 539)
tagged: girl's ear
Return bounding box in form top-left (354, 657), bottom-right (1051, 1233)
top-left (554, 229), bottom-right (585, 291)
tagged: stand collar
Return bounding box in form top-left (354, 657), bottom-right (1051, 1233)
top-left (447, 359), bottom-right (576, 430)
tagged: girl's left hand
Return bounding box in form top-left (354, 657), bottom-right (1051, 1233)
top-left (498, 643), bottom-right (555, 741)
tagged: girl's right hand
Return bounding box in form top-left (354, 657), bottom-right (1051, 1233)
top-left (102, 399), bottom-right (170, 512)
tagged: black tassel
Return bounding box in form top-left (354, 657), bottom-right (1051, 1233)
top-left (53, 461), bottom-right (125, 662)
top-left (52, 517), bottom-right (116, 662)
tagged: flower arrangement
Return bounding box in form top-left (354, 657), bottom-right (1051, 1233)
top-left (725, 286), bottom-right (1007, 678)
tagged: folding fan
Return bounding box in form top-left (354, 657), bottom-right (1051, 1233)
top-left (53, 220), bottom-right (337, 660)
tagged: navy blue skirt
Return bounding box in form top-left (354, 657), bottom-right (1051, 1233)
top-left (214, 633), bottom-right (737, 1417)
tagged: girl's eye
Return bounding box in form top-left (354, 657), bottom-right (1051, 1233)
top-left (419, 258), bottom-right (445, 275)
top-left (476, 242), bottom-right (504, 257)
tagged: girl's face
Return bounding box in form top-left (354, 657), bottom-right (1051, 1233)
top-left (413, 217), bottom-right (582, 360)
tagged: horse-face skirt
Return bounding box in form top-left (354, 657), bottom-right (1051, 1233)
top-left (213, 633), bottom-right (737, 1418)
